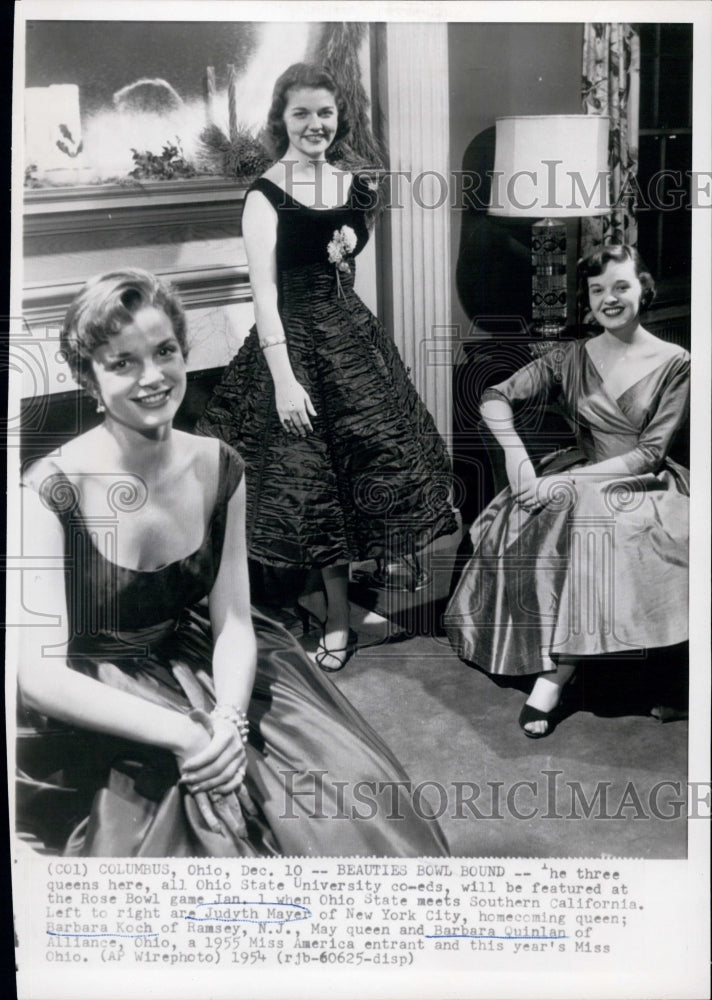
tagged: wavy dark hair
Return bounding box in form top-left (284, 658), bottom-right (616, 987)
top-left (265, 62), bottom-right (352, 160)
top-left (578, 243), bottom-right (656, 323)
top-left (61, 268), bottom-right (188, 390)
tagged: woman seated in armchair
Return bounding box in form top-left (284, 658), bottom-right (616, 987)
top-left (445, 244), bottom-right (690, 737)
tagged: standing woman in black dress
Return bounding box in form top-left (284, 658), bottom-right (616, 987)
top-left (197, 63), bottom-right (456, 670)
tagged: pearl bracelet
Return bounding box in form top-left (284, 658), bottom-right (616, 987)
top-left (259, 336), bottom-right (287, 350)
top-left (211, 705), bottom-right (250, 744)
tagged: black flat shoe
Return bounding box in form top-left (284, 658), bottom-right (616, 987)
top-left (315, 629), bottom-right (358, 672)
top-left (518, 703), bottom-right (559, 739)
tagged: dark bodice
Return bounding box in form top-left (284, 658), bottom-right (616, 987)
top-left (36, 442), bottom-right (243, 656)
top-left (247, 174), bottom-right (372, 273)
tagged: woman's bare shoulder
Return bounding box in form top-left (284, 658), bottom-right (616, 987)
top-left (254, 163), bottom-right (291, 197)
top-left (243, 174), bottom-right (279, 228)
top-left (175, 429), bottom-right (219, 463)
top-left (22, 456), bottom-right (59, 493)
top-left (646, 332), bottom-right (689, 361)
top-left (22, 428), bottom-right (103, 490)
top-left (174, 431), bottom-right (222, 491)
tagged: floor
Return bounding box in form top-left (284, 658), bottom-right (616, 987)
top-left (18, 541), bottom-right (688, 860)
top-left (278, 538), bottom-right (689, 860)
top-left (325, 628), bottom-right (688, 859)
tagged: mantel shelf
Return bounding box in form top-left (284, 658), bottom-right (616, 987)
top-left (24, 176), bottom-right (248, 216)
top-left (22, 176), bottom-right (251, 326)
top-left (23, 177), bottom-right (249, 241)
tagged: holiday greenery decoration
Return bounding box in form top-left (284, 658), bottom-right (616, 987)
top-left (128, 140), bottom-right (197, 181)
top-left (197, 122), bottom-right (271, 181)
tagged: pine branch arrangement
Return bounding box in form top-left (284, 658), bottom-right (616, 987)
top-left (197, 122), bottom-right (271, 181)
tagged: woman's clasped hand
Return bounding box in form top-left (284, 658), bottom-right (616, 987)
top-left (177, 711), bottom-right (247, 797)
top-left (510, 471), bottom-right (578, 514)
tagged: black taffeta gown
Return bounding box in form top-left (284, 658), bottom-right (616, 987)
top-left (196, 174), bottom-right (457, 568)
top-left (17, 443), bottom-right (449, 857)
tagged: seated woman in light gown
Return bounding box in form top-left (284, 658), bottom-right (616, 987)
top-left (444, 245), bottom-right (690, 737)
top-left (17, 268), bottom-right (449, 857)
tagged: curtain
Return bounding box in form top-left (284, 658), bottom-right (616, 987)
top-left (580, 23), bottom-right (640, 254)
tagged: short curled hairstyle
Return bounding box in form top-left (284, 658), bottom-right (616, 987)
top-left (265, 62), bottom-right (351, 160)
top-left (578, 243), bottom-right (656, 319)
top-left (61, 269), bottom-right (188, 390)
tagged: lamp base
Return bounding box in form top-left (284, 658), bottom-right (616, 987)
top-left (534, 319), bottom-right (568, 337)
top-left (531, 218), bottom-right (567, 336)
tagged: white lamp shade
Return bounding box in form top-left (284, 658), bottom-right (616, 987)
top-left (489, 115), bottom-right (611, 218)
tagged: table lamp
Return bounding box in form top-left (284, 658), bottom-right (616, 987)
top-left (488, 115), bottom-right (610, 335)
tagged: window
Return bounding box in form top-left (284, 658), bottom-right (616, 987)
top-left (636, 23), bottom-right (692, 299)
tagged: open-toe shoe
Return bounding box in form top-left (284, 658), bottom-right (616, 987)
top-left (315, 628), bottom-right (358, 672)
top-left (518, 703), bottom-right (561, 739)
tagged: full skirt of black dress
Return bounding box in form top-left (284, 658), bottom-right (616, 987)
top-left (196, 264), bottom-right (457, 567)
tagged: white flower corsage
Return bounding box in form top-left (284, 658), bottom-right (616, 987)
top-left (327, 225), bottom-right (357, 296)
